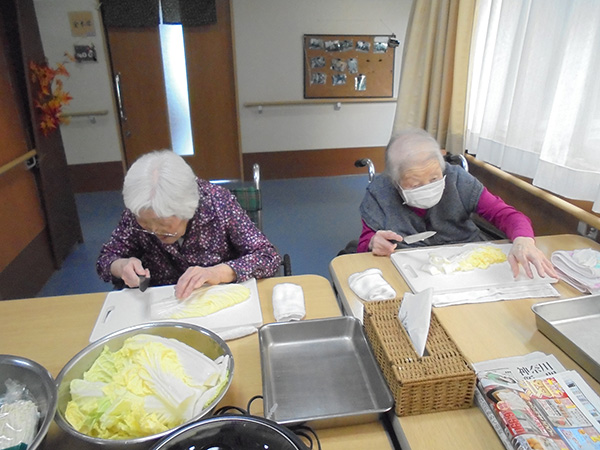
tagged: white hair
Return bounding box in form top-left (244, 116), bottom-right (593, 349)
top-left (384, 129), bottom-right (445, 182)
top-left (123, 150), bottom-right (200, 219)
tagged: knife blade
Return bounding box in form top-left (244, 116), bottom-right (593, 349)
top-left (138, 275), bottom-right (150, 292)
top-left (403, 230), bottom-right (437, 244)
top-left (403, 231), bottom-right (437, 244)
top-left (390, 230), bottom-right (437, 246)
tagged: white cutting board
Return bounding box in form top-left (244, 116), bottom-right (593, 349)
top-left (89, 278), bottom-right (262, 342)
top-left (391, 243), bottom-right (556, 294)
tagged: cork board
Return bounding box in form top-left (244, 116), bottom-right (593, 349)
top-left (303, 34), bottom-right (395, 99)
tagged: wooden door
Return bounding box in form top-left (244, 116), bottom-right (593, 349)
top-left (0, 20), bottom-right (46, 294)
top-left (1, 0), bottom-right (82, 299)
top-left (104, 0), bottom-right (241, 179)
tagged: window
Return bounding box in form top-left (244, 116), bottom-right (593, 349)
top-left (159, 23), bottom-right (194, 156)
top-left (466, 0), bottom-right (600, 212)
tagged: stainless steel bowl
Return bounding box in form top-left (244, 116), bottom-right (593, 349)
top-left (151, 415), bottom-right (310, 450)
top-left (0, 354), bottom-right (58, 450)
top-left (54, 322), bottom-right (234, 450)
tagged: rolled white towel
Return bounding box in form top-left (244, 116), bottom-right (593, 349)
top-left (348, 268), bottom-right (396, 301)
top-left (272, 283), bottom-right (305, 322)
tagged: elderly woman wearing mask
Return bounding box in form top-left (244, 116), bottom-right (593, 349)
top-left (97, 150), bottom-right (282, 299)
top-left (358, 129), bottom-right (557, 279)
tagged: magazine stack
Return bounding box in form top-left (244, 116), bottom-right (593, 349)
top-left (473, 352), bottom-right (600, 450)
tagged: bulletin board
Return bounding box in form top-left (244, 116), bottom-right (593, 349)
top-left (303, 34), bottom-right (395, 99)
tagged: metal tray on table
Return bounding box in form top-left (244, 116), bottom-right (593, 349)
top-left (532, 294), bottom-right (600, 383)
top-left (258, 316), bottom-right (394, 428)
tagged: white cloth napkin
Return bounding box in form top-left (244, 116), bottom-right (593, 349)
top-left (272, 283), bottom-right (305, 322)
top-left (551, 248), bottom-right (600, 293)
top-left (431, 283), bottom-right (560, 307)
top-left (348, 268), bottom-right (396, 301)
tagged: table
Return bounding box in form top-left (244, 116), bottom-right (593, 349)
top-left (0, 275), bottom-right (395, 450)
top-left (329, 234), bottom-right (600, 450)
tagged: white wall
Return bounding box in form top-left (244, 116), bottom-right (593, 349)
top-left (33, 0), bottom-right (412, 164)
top-left (232, 0), bottom-right (413, 153)
top-left (33, 0), bottom-right (122, 165)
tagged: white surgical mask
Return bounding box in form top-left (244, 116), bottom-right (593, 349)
top-left (398, 176), bottom-right (446, 209)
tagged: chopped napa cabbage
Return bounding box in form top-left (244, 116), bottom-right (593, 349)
top-left (0, 399), bottom-right (39, 448)
top-left (150, 284), bottom-right (250, 320)
top-left (65, 334), bottom-right (230, 440)
top-left (422, 245), bottom-right (507, 275)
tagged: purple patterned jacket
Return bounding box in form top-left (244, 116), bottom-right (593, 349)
top-left (96, 179), bottom-right (282, 286)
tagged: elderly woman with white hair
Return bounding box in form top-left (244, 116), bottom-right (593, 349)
top-left (358, 129), bottom-right (557, 279)
top-left (97, 150), bottom-right (282, 299)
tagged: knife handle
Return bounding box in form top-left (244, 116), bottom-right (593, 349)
top-left (138, 275), bottom-right (150, 292)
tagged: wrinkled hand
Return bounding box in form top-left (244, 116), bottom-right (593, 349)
top-left (175, 264), bottom-right (236, 299)
top-left (370, 230), bottom-right (404, 256)
top-left (110, 257), bottom-right (149, 288)
top-left (508, 237), bottom-right (558, 279)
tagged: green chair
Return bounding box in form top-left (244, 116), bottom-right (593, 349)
top-left (230, 163), bottom-right (262, 230)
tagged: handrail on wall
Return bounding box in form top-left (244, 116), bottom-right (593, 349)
top-left (61, 110), bottom-right (109, 118)
top-left (466, 154), bottom-right (600, 231)
top-left (61, 109), bottom-right (109, 124)
top-left (243, 98), bottom-right (397, 113)
top-left (0, 150), bottom-right (37, 177)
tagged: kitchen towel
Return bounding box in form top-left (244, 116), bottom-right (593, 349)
top-left (551, 248), bottom-right (600, 293)
top-left (431, 283), bottom-right (560, 307)
top-left (272, 283), bottom-right (305, 322)
top-left (348, 268), bottom-right (396, 301)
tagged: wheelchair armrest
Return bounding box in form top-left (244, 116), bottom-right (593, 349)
top-left (471, 213), bottom-right (507, 240)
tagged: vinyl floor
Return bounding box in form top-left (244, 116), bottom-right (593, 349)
top-left (36, 174), bottom-right (370, 297)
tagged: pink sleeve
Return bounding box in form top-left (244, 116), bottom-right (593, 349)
top-left (357, 219), bottom-right (376, 252)
top-left (476, 188), bottom-right (534, 240)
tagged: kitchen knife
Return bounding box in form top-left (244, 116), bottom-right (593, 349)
top-left (390, 230), bottom-right (437, 246)
top-left (138, 275), bottom-right (150, 292)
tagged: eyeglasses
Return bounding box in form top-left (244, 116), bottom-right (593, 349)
top-left (131, 228), bottom-right (179, 238)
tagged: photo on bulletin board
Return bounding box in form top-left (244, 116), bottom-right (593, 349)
top-left (304, 34), bottom-right (395, 99)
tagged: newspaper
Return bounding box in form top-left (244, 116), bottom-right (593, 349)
top-left (473, 352), bottom-right (600, 450)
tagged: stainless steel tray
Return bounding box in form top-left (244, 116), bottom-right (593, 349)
top-left (259, 316), bottom-right (394, 428)
top-left (532, 295), bottom-right (600, 383)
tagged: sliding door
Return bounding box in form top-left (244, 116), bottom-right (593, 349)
top-left (103, 0), bottom-right (241, 180)
top-left (106, 28), bottom-right (172, 166)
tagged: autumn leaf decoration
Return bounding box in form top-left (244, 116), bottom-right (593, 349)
top-left (29, 55), bottom-right (74, 136)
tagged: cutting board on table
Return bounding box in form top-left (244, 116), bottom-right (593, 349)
top-left (89, 278), bottom-right (261, 342)
top-left (391, 243), bottom-right (556, 295)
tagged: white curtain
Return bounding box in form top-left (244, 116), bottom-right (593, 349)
top-left (466, 0), bottom-right (600, 212)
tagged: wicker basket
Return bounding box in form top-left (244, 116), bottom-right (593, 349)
top-left (364, 298), bottom-right (476, 416)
